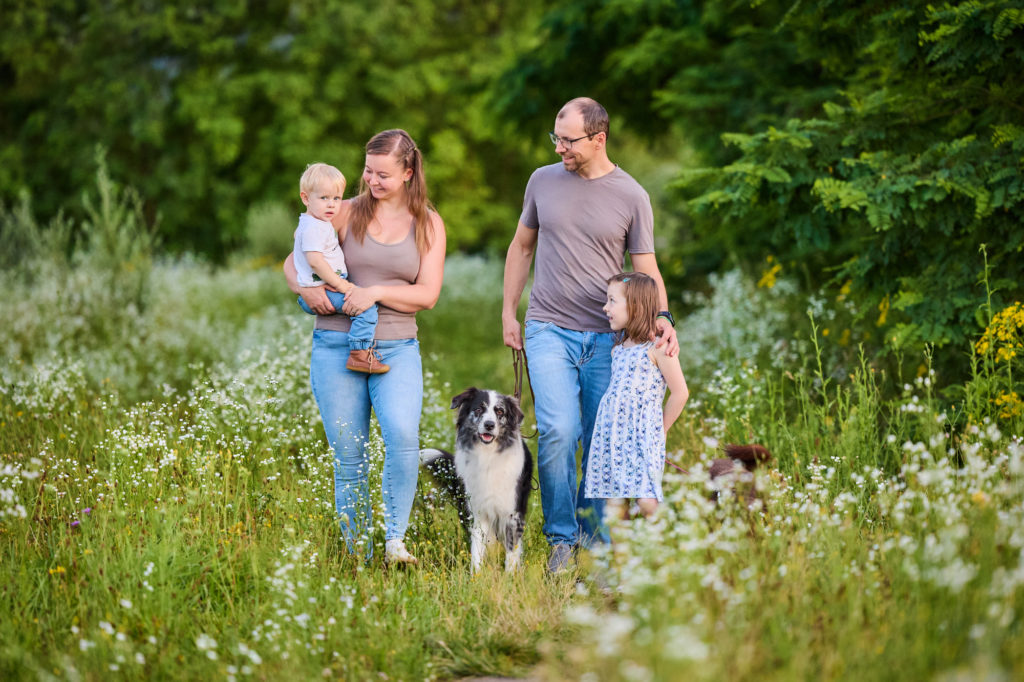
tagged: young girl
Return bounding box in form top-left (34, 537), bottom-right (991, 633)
top-left (584, 272), bottom-right (689, 517)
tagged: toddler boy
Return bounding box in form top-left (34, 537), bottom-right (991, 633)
top-left (293, 163), bottom-right (388, 374)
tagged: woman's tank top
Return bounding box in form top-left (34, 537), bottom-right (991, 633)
top-left (314, 222), bottom-right (421, 339)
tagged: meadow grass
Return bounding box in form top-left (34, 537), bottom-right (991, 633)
top-left (2, 206), bottom-right (1023, 680)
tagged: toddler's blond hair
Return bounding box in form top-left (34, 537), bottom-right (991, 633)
top-left (300, 163), bottom-right (346, 194)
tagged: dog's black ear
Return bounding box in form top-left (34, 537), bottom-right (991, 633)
top-left (451, 387), bottom-right (479, 410)
top-left (504, 395), bottom-right (524, 426)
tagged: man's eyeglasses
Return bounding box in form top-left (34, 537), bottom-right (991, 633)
top-left (548, 132), bottom-right (597, 149)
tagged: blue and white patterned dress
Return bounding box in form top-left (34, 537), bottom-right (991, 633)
top-left (585, 341), bottom-right (667, 500)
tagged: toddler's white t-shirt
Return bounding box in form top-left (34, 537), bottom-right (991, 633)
top-left (293, 213), bottom-right (347, 287)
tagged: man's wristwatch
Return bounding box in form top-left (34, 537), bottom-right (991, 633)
top-left (657, 310), bottom-right (676, 326)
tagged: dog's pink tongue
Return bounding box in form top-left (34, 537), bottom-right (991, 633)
top-left (480, 434), bottom-right (494, 442)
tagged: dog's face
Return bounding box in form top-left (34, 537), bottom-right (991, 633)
top-left (451, 387), bottom-right (524, 450)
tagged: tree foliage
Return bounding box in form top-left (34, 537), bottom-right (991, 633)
top-left (495, 0), bottom-right (1024, 353)
top-left (1, 0), bottom-right (546, 256)
top-left (493, 0), bottom-right (843, 159)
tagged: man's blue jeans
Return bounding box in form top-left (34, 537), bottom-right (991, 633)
top-left (298, 290), bottom-right (378, 351)
top-left (309, 329), bottom-right (422, 554)
top-left (524, 320), bottom-right (614, 547)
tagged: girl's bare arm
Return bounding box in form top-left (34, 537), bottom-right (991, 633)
top-left (653, 346), bottom-right (689, 433)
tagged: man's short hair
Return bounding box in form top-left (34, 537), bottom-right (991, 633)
top-left (559, 97), bottom-right (609, 138)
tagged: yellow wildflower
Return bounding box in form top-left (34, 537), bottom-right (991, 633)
top-left (977, 302), bottom-right (1024, 364)
top-left (758, 256), bottom-right (782, 289)
top-left (994, 392), bottom-right (1023, 420)
top-left (877, 294), bottom-right (890, 327)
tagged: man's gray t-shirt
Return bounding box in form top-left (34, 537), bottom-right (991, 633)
top-left (520, 163), bottom-right (655, 332)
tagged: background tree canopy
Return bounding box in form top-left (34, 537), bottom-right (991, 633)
top-left (3, 0), bottom-right (1023, 361)
top-left (1, 0), bottom-right (548, 256)
top-left (496, 0), bottom-right (1024, 352)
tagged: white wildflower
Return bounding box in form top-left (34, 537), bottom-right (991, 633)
top-left (663, 626), bottom-right (709, 661)
top-left (195, 633), bottom-right (218, 660)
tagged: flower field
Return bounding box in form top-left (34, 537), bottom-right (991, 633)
top-left (2, 237), bottom-right (1022, 679)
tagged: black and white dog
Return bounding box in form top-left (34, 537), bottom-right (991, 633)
top-left (420, 387), bottom-right (533, 573)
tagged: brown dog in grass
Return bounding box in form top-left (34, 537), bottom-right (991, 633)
top-left (708, 444), bottom-right (773, 507)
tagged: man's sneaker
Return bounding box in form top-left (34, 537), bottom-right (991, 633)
top-left (384, 539), bottom-right (418, 565)
top-left (346, 349), bottom-right (389, 374)
top-left (546, 543), bottom-right (574, 575)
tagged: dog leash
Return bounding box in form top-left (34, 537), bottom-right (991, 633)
top-left (665, 458), bottom-right (689, 475)
top-left (511, 347), bottom-right (541, 491)
top-left (512, 347), bottom-right (538, 440)
top-left (511, 347), bottom-right (532, 408)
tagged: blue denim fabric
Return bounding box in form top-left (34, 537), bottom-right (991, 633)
top-left (524, 320), bottom-right (615, 547)
top-left (309, 330), bottom-right (422, 554)
top-left (298, 290), bottom-right (378, 351)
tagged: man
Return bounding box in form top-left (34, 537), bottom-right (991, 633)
top-left (502, 97), bottom-right (679, 574)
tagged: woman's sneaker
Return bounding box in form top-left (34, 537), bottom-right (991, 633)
top-left (385, 539), bottom-right (417, 565)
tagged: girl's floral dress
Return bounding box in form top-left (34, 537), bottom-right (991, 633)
top-left (585, 341), bottom-right (666, 500)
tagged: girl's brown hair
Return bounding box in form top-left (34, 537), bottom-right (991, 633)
top-left (608, 272), bottom-right (659, 345)
top-left (349, 129), bottom-right (434, 254)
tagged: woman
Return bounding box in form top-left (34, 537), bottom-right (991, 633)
top-left (285, 129), bottom-right (446, 564)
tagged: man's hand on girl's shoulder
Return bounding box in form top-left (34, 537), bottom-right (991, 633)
top-left (653, 318), bottom-right (679, 358)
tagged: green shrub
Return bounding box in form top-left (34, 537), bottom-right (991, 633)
top-left (241, 201), bottom-right (295, 264)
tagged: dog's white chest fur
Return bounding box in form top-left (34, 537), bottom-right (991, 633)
top-left (455, 442), bottom-right (524, 525)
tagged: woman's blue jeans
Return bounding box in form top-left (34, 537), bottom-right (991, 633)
top-left (309, 329), bottom-right (422, 553)
top-left (524, 320), bottom-right (614, 547)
